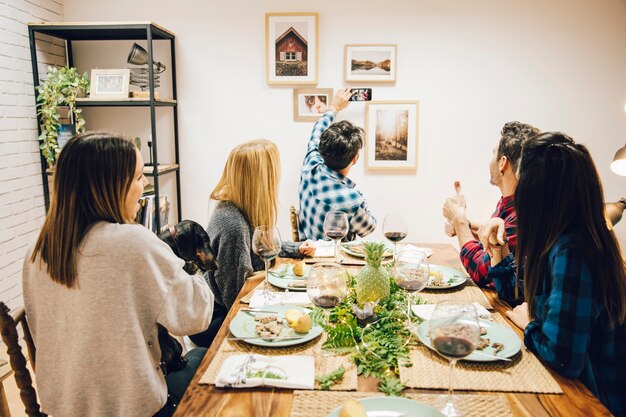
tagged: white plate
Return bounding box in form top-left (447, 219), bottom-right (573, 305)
top-left (425, 264), bottom-right (467, 290)
top-left (327, 397), bottom-right (445, 417)
top-left (268, 264), bottom-right (311, 291)
top-left (340, 241), bottom-right (394, 258)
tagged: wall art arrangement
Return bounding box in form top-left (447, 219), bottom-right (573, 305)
top-left (345, 44), bottom-right (397, 83)
top-left (365, 101), bottom-right (419, 170)
top-left (266, 12), bottom-right (318, 85)
top-left (293, 88), bottom-right (332, 121)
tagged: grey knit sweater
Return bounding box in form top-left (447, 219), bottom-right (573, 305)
top-left (206, 201), bottom-right (303, 308)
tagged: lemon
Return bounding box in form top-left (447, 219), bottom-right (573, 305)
top-left (293, 261), bottom-right (306, 277)
top-left (291, 313), bottom-right (312, 334)
top-left (338, 399), bottom-right (366, 417)
top-left (284, 309), bottom-right (303, 326)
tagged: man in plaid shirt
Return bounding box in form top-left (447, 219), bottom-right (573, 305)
top-left (298, 88), bottom-right (377, 241)
top-left (442, 122), bottom-right (540, 287)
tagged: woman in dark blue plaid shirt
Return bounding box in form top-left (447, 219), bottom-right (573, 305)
top-left (484, 132), bottom-right (626, 417)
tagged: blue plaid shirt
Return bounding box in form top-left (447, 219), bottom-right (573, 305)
top-left (490, 233), bottom-right (626, 417)
top-left (298, 110), bottom-right (377, 241)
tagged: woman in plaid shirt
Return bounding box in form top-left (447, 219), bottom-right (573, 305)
top-left (484, 133), bottom-right (626, 417)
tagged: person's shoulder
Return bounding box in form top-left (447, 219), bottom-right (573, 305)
top-left (209, 201), bottom-right (251, 238)
top-left (85, 222), bottom-right (169, 255)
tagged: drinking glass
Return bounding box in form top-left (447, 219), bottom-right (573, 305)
top-left (429, 301), bottom-right (481, 417)
top-left (306, 263), bottom-right (348, 325)
top-left (251, 225), bottom-right (282, 291)
top-left (394, 249), bottom-right (429, 327)
top-left (323, 210), bottom-right (349, 262)
top-left (383, 213), bottom-right (408, 261)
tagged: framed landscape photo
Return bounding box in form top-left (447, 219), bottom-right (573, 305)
top-left (365, 101), bottom-right (419, 170)
top-left (89, 69), bottom-right (130, 99)
top-left (266, 12), bottom-right (318, 85)
top-left (345, 44), bottom-right (397, 83)
top-left (293, 88), bottom-right (332, 122)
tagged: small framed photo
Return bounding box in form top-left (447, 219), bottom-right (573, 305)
top-left (89, 69), bottom-right (130, 99)
top-left (365, 101), bottom-right (419, 170)
top-left (345, 44), bottom-right (397, 83)
top-left (266, 12), bottom-right (318, 85)
top-left (293, 88), bottom-right (332, 122)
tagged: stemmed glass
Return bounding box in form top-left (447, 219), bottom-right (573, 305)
top-left (383, 213), bottom-right (408, 261)
top-left (394, 249), bottom-right (430, 328)
top-left (429, 301), bottom-right (480, 417)
top-left (323, 210), bottom-right (349, 262)
top-left (306, 263), bottom-right (348, 326)
top-left (251, 225), bottom-right (282, 291)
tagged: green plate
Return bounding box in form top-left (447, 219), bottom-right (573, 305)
top-left (425, 264), bottom-right (467, 290)
top-left (268, 264), bottom-right (311, 291)
top-left (327, 397), bottom-right (445, 417)
top-left (340, 241), bottom-right (394, 258)
top-left (229, 305), bottom-right (322, 347)
top-left (415, 318), bottom-right (522, 362)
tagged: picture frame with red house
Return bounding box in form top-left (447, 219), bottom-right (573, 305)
top-left (266, 12), bottom-right (318, 85)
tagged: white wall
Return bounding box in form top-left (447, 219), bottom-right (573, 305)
top-left (0, 0), bottom-right (65, 311)
top-left (62, 0), bottom-right (626, 248)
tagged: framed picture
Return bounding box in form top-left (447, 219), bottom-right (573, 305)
top-left (365, 101), bottom-right (419, 170)
top-left (345, 44), bottom-right (397, 83)
top-left (89, 69), bottom-right (130, 99)
top-left (293, 88), bottom-right (332, 122)
top-left (266, 12), bottom-right (318, 85)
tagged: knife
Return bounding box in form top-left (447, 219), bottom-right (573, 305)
top-left (227, 336), bottom-right (303, 341)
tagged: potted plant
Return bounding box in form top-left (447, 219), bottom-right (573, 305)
top-left (36, 66), bottom-right (90, 167)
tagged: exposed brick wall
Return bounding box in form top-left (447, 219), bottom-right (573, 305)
top-left (0, 0), bottom-right (65, 312)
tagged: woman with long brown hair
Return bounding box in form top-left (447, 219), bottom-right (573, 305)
top-left (484, 132), bottom-right (626, 416)
top-left (190, 139), bottom-right (314, 347)
top-left (23, 132), bottom-right (213, 417)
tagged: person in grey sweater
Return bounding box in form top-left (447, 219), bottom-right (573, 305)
top-left (22, 132), bottom-right (213, 417)
top-left (189, 139), bottom-right (314, 347)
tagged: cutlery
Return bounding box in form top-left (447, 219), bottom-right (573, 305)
top-left (471, 351), bottom-right (512, 362)
top-left (227, 336), bottom-right (303, 341)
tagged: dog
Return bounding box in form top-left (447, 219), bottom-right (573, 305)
top-left (158, 220), bottom-right (217, 275)
top-left (156, 220), bottom-right (217, 374)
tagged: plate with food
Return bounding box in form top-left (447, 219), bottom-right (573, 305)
top-left (340, 241), bottom-right (394, 258)
top-left (425, 264), bottom-right (467, 290)
top-left (415, 318), bottom-right (522, 362)
top-left (229, 305), bottom-right (322, 347)
top-left (268, 262), bottom-right (310, 291)
top-left (327, 397), bottom-right (444, 417)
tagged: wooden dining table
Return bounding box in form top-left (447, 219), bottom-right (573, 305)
top-left (174, 243), bottom-right (612, 417)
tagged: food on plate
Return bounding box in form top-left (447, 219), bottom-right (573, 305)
top-left (291, 313), bottom-right (312, 334)
top-left (338, 399), bottom-right (367, 417)
top-left (344, 242), bottom-right (392, 257)
top-left (492, 342), bottom-right (505, 353)
top-left (254, 315), bottom-right (283, 339)
top-left (287, 281), bottom-right (307, 289)
top-left (480, 326), bottom-right (488, 335)
top-left (430, 270), bottom-right (443, 279)
top-left (293, 261), bottom-right (306, 277)
top-left (285, 309), bottom-right (303, 326)
top-left (430, 277), bottom-right (451, 287)
top-left (477, 337), bottom-right (490, 350)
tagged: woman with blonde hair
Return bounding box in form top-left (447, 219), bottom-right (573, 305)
top-left (22, 132), bottom-right (214, 417)
top-left (190, 139), bottom-right (313, 347)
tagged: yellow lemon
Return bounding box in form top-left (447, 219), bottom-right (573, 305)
top-left (284, 309), bottom-right (303, 326)
top-left (293, 261), bottom-right (306, 277)
top-left (338, 399), bottom-right (366, 417)
top-left (291, 313), bottom-right (312, 334)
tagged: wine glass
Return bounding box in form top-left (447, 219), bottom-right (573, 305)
top-left (383, 213), bottom-right (408, 261)
top-left (323, 210), bottom-right (349, 262)
top-left (252, 225), bottom-right (282, 291)
top-left (394, 248), bottom-right (429, 327)
top-left (306, 263), bottom-right (348, 325)
top-left (429, 301), bottom-right (481, 417)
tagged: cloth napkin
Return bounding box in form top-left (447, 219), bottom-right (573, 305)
top-left (403, 244), bottom-right (434, 257)
top-left (412, 302), bottom-right (492, 320)
top-left (215, 354), bottom-right (315, 389)
top-left (249, 290), bottom-right (311, 309)
top-left (312, 240), bottom-right (335, 257)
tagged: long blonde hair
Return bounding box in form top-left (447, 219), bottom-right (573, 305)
top-left (210, 139), bottom-right (280, 228)
top-left (31, 131), bottom-right (137, 288)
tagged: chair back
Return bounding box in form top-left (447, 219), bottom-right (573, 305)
top-left (0, 302), bottom-right (45, 417)
top-left (290, 205), bottom-right (300, 242)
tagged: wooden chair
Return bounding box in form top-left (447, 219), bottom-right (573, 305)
top-left (289, 205), bottom-right (300, 242)
top-left (0, 302), bottom-right (45, 417)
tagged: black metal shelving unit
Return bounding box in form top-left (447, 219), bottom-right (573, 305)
top-left (28, 22), bottom-right (182, 232)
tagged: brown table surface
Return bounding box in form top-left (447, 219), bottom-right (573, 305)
top-left (174, 243), bottom-right (611, 417)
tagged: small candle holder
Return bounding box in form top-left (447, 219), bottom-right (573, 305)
top-left (352, 301), bottom-right (378, 326)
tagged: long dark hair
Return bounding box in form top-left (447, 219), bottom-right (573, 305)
top-left (31, 131), bottom-right (137, 288)
top-left (515, 132), bottom-right (626, 324)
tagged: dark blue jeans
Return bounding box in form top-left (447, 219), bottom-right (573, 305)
top-left (153, 347), bottom-right (207, 417)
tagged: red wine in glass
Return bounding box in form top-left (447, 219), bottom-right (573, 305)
top-left (433, 336), bottom-right (475, 359)
top-left (311, 294), bottom-right (341, 308)
top-left (326, 231), bottom-right (347, 240)
top-left (384, 231), bottom-right (407, 243)
top-left (396, 279), bottom-right (427, 293)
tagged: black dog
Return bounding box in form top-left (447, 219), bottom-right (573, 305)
top-left (156, 220), bottom-right (217, 374)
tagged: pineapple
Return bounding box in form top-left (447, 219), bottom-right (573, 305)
top-left (356, 242), bottom-right (390, 304)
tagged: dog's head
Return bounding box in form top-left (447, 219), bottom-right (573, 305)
top-left (159, 220), bottom-right (218, 275)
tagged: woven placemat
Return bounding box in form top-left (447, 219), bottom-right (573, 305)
top-left (199, 334), bottom-right (357, 391)
top-left (419, 283), bottom-right (493, 309)
top-left (289, 391), bottom-right (514, 417)
top-left (399, 314), bottom-right (562, 394)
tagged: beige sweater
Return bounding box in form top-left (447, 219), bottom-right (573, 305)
top-left (22, 222), bottom-right (214, 417)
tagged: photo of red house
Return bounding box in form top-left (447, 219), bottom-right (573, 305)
top-left (274, 26), bottom-right (308, 76)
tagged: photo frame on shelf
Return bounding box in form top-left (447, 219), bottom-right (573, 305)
top-left (345, 44), bottom-right (397, 83)
top-left (365, 101), bottom-right (419, 170)
top-left (266, 12), bottom-right (318, 85)
top-left (89, 69), bottom-right (130, 99)
top-left (293, 87), bottom-right (332, 121)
